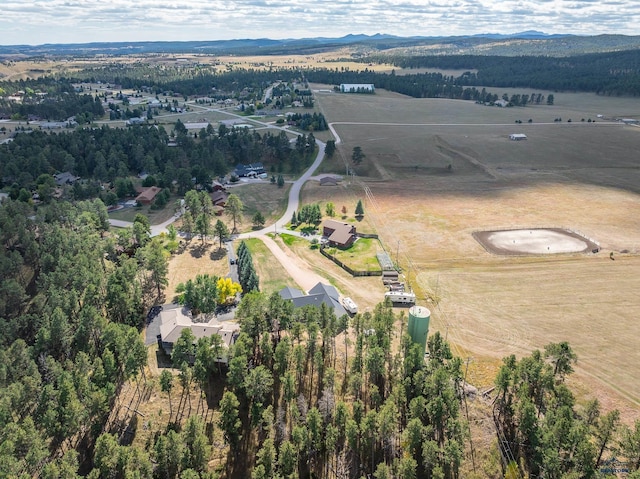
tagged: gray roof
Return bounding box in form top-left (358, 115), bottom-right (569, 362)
top-left (279, 286), bottom-right (304, 300)
top-left (279, 282), bottom-right (347, 318)
top-left (158, 306), bottom-right (239, 347)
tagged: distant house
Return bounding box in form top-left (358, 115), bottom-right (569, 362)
top-left (278, 282), bottom-right (347, 318)
top-left (210, 190), bottom-right (228, 207)
top-left (340, 83), bottom-right (375, 93)
top-left (495, 99), bottom-right (509, 107)
top-left (156, 305), bottom-right (239, 363)
top-left (135, 186), bottom-right (162, 205)
top-left (54, 171), bottom-right (79, 186)
top-left (184, 122), bottom-right (210, 131)
top-left (319, 176), bottom-right (339, 186)
top-left (211, 180), bottom-right (226, 192)
top-left (322, 219), bottom-right (356, 248)
top-left (509, 133), bottom-right (528, 141)
top-left (126, 117), bottom-right (147, 126)
top-left (233, 162), bottom-right (266, 178)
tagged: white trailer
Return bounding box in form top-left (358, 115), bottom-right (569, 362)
top-left (342, 297), bottom-right (358, 314)
top-left (384, 291), bottom-right (416, 304)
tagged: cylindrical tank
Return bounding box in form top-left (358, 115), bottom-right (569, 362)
top-left (408, 306), bottom-right (431, 357)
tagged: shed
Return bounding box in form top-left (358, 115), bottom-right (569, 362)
top-left (509, 133), bottom-right (528, 141)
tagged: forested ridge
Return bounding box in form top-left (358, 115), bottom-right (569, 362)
top-left (0, 124), bottom-right (318, 197)
top-left (357, 49), bottom-right (640, 96)
top-left (0, 77), bottom-right (104, 121)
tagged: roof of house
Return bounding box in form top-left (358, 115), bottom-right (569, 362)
top-left (136, 186), bottom-right (162, 203)
top-left (279, 286), bottom-right (304, 300)
top-left (158, 305), bottom-right (239, 347)
top-left (323, 219), bottom-right (356, 245)
top-left (54, 171), bottom-right (79, 185)
top-left (211, 190), bottom-right (228, 205)
top-left (319, 176), bottom-right (339, 186)
top-left (278, 282), bottom-right (347, 318)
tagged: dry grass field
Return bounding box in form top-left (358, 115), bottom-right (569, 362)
top-left (165, 241), bottom-right (231, 301)
top-left (307, 85), bottom-right (640, 418)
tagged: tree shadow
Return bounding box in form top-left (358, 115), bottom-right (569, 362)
top-left (155, 349), bottom-right (174, 369)
top-left (209, 247), bottom-right (226, 261)
top-left (189, 243), bottom-right (209, 258)
top-left (119, 414), bottom-right (138, 446)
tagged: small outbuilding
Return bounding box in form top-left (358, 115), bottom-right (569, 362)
top-left (340, 83), bottom-right (375, 93)
top-left (509, 133), bottom-right (528, 141)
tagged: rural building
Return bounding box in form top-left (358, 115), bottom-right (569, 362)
top-left (340, 83), bottom-right (375, 93)
top-left (54, 171), bottom-right (80, 186)
top-left (319, 175), bottom-right (339, 186)
top-left (509, 133), bottom-right (528, 141)
top-left (211, 180), bottom-right (226, 191)
top-left (135, 186), bottom-right (162, 205)
top-left (184, 122), bottom-right (210, 131)
top-left (156, 305), bottom-right (239, 363)
top-left (278, 282), bottom-right (348, 318)
top-left (210, 190), bottom-right (228, 207)
top-left (126, 117), bottom-right (146, 126)
top-left (495, 99), bottom-right (509, 107)
top-left (233, 163), bottom-right (266, 178)
top-left (322, 219), bottom-right (356, 248)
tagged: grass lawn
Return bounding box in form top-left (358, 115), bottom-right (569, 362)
top-left (108, 202), bottom-right (177, 225)
top-left (228, 182), bottom-right (290, 232)
top-left (324, 237), bottom-right (382, 272)
top-left (243, 238), bottom-right (301, 294)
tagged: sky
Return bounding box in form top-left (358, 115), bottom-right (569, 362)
top-left (1, 0), bottom-right (639, 46)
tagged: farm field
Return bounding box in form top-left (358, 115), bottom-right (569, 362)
top-left (308, 85), bottom-right (640, 416)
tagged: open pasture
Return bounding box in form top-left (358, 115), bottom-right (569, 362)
top-left (312, 86), bottom-right (640, 412)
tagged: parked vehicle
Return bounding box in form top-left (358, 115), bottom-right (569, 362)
top-left (342, 297), bottom-right (358, 314)
top-left (384, 291), bottom-right (416, 304)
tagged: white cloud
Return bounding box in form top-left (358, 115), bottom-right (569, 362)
top-left (0, 0), bottom-right (638, 45)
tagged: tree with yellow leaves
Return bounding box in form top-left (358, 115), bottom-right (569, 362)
top-left (216, 277), bottom-right (242, 305)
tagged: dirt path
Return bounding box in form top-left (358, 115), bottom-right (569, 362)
top-left (260, 235), bottom-right (326, 291)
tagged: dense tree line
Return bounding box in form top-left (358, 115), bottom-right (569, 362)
top-left (0, 123), bottom-right (295, 194)
top-left (358, 49), bottom-right (640, 96)
top-left (493, 342), bottom-right (640, 478)
top-left (0, 77), bottom-right (104, 121)
top-left (237, 240), bottom-right (260, 293)
top-left (286, 112), bottom-right (328, 131)
top-left (210, 294), bottom-right (469, 478)
top-left (0, 197), bottom-right (168, 477)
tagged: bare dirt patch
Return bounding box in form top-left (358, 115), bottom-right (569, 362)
top-left (474, 228), bottom-right (599, 255)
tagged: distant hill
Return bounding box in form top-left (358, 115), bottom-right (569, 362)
top-left (1, 32), bottom-right (640, 58)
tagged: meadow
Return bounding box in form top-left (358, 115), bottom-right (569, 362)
top-left (307, 85), bottom-right (640, 417)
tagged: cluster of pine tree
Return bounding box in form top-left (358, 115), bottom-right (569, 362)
top-left (286, 112), bottom-right (328, 131)
top-left (218, 295), bottom-right (468, 478)
top-left (237, 241), bottom-right (260, 293)
top-left (0, 198), bottom-right (165, 477)
top-left (0, 78), bottom-right (105, 121)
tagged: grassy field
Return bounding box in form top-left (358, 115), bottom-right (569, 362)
top-left (227, 182), bottom-right (290, 232)
top-left (242, 237), bottom-right (301, 294)
top-left (108, 202), bottom-right (177, 225)
top-left (165, 240), bottom-right (231, 301)
top-left (306, 84), bottom-right (640, 418)
top-left (325, 237), bottom-right (382, 271)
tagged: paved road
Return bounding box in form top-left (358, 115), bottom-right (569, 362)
top-left (238, 138), bottom-right (326, 239)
